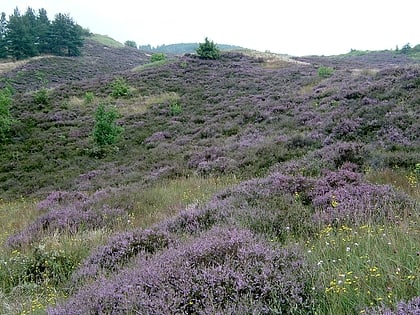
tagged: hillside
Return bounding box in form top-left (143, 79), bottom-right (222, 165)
top-left (0, 38), bottom-right (419, 314)
top-left (139, 42), bottom-right (243, 54)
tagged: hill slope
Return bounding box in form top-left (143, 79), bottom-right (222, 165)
top-left (0, 41), bottom-right (419, 314)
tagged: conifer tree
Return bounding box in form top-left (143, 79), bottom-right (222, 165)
top-left (0, 12), bottom-right (7, 58)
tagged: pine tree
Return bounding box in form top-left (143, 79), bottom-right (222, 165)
top-left (36, 8), bottom-right (51, 54)
top-left (50, 13), bottom-right (83, 56)
top-left (6, 8), bottom-right (37, 59)
top-left (0, 12), bottom-right (7, 58)
top-left (196, 37), bottom-right (220, 60)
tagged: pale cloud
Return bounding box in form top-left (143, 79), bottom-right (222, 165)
top-left (2, 0), bottom-right (419, 56)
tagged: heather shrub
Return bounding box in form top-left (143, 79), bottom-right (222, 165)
top-left (6, 191), bottom-right (127, 248)
top-left (364, 296), bottom-right (420, 314)
top-left (311, 182), bottom-right (413, 226)
top-left (74, 228), bottom-right (172, 282)
top-left (49, 227), bottom-right (315, 314)
top-left (6, 205), bottom-right (126, 248)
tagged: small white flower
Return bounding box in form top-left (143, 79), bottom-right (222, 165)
top-left (346, 247), bottom-right (351, 252)
top-left (317, 260), bottom-right (323, 266)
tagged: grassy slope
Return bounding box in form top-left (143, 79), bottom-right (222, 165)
top-left (0, 40), bottom-right (419, 314)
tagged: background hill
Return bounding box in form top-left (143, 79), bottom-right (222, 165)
top-left (139, 42), bottom-right (243, 54)
top-left (0, 35), bottom-right (419, 314)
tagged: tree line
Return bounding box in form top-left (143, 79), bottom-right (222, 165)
top-left (0, 7), bottom-right (88, 60)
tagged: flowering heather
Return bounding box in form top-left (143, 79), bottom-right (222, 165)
top-left (6, 190), bottom-right (126, 248)
top-left (364, 296), bottom-right (420, 314)
top-left (73, 228), bottom-right (172, 283)
top-left (311, 183), bottom-right (413, 226)
top-left (50, 227), bottom-right (314, 315)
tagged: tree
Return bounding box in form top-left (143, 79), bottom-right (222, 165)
top-left (196, 37), bottom-right (220, 60)
top-left (400, 43), bottom-right (411, 55)
top-left (0, 12), bottom-right (7, 58)
top-left (50, 13), bottom-right (83, 56)
top-left (6, 7), bottom-right (38, 59)
top-left (93, 104), bottom-right (123, 146)
top-left (124, 40), bottom-right (137, 48)
top-left (36, 8), bottom-right (51, 54)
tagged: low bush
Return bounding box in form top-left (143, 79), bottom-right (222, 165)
top-left (110, 77), bottom-right (131, 98)
top-left (49, 227), bottom-right (315, 314)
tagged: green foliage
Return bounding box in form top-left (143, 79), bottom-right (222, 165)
top-left (196, 37), bottom-right (220, 60)
top-left (110, 77), bottom-right (131, 98)
top-left (0, 244), bottom-right (80, 292)
top-left (400, 43), bottom-right (411, 54)
top-left (124, 40), bottom-right (137, 48)
top-left (50, 13), bottom-right (84, 56)
top-left (93, 104), bottom-right (123, 146)
top-left (0, 88), bottom-right (13, 143)
top-left (169, 101), bottom-right (182, 116)
top-left (2, 7), bottom-right (84, 60)
top-left (150, 52), bottom-right (166, 63)
top-left (318, 66), bottom-right (334, 78)
top-left (33, 88), bottom-right (49, 106)
top-left (84, 91), bottom-right (95, 104)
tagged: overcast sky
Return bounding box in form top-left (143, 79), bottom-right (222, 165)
top-left (3, 0), bottom-right (419, 56)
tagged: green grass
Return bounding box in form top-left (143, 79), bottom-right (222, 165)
top-left (0, 175), bottom-right (239, 314)
top-left (89, 34), bottom-right (124, 48)
top-left (308, 220), bottom-right (419, 314)
top-left (131, 58), bottom-right (169, 71)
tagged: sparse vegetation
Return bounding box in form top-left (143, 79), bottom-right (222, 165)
top-left (0, 34), bottom-right (419, 314)
top-left (0, 87), bottom-right (12, 143)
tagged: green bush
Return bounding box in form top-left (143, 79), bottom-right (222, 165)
top-left (0, 88), bottom-right (13, 143)
top-left (110, 77), bottom-right (131, 98)
top-left (196, 37), bottom-right (220, 60)
top-left (92, 104), bottom-right (124, 146)
top-left (84, 91), bottom-right (95, 104)
top-left (169, 102), bottom-right (182, 116)
top-left (318, 66), bottom-right (334, 78)
top-left (34, 88), bottom-right (49, 105)
top-left (151, 53), bottom-right (166, 63)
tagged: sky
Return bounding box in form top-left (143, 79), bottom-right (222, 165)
top-left (2, 0), bottom-right (419, 56)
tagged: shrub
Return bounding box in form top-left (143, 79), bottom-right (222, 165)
top-left (34, 88), bottom-right (49, 106)
top-left (318, 66), bottom-right (334, 78)
top-left (196, 37), bottom-right (221, 60)
top-left (169, 101), bottom-right (182, 116)
top-left (92, 104), bottom-right (124, 146)
top-left (84, 91), bottom-right (95, 104)
top-left (110, 77), bottom-right (131, 98)
top-left (150, 52), bottom-right (166, 62)
top-left (74, 228), bottom-right (172, 282)
top-left (0, 245), bottom-right (80, 292)
top-left (49, 227), bottom-right (315, 314)
top-left (0, 88), bottom-right (13, 143)
top-left (364, 296), bottom-right (420, 314)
